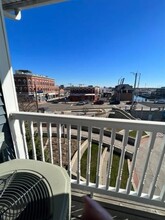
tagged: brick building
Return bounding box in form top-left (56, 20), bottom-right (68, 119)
top-left (69, 86), bottom-right (100, 102)
top-left (14, 70), bottom-right (59, 101)
top-left (113, 84), bottom-right (133, 101)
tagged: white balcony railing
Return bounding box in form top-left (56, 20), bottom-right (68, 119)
top-left (9, 112), bottom-right (165, 208)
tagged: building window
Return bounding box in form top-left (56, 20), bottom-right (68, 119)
top-left (28, 79), bottom-right (31, 85)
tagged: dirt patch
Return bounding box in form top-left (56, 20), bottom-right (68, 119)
top-left (46, 137), bottom-right (79, 168)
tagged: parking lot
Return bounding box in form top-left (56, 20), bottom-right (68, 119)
top-left (38, 99), bottom-right (165, 114)
top-left (38, 100), bottom-right (111, 113)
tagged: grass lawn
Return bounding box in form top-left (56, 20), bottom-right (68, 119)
top-left (110, 154), bottom-right (129, 188)
top-left (81, 143), bottom-right (98, 183)
top-left (129, 130), bottom-right (147, 138)
top-left (81, 144), bottom-right (129, 188)
top-left (106, 128), bottom-right (122, 132)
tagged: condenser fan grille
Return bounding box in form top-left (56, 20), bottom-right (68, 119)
top-left (0, 170), bottom-right (53, 220)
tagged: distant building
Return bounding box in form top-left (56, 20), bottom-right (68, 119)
top-left (14, 70), bottom-right (59, 101)
top-left (101, 87), bottom-right (113, 99)
top-left (69, 86), bottom-right (100, 101)
top-left (152, 87), bottom-right (165, 99)
top-left (113, 84), bottom-right (133, 101)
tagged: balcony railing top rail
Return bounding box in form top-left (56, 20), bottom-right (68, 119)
top-left (10, 111), bottom-right (165, 132)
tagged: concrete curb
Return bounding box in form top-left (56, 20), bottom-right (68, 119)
top-left (71, 139), bottom-right (88, 173)
top-left (99, 147), bottom-right (108, 185)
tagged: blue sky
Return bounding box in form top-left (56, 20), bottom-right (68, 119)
top-left (5, 0), bottom-right (165, 88)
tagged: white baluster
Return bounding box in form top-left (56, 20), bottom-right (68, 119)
top-left (48, 123), bottom-right (53, 164)
top-left (38, 122), bottom-right (45, 162)
top-left (115, 129), bottom-right (129, 192)
top-left (96, 128), bottom-right (104, 187)
top-left (77, 125), bottom-right (81, 184)
top-left (126, 130), bottom-right (142, 194)
top-left (57, 124), bottom-right (62, 167)
top-left (19, 120), bottom-right (29, 159)
top-left (86, 126), bottom-right (92, 186)
top-left (67, 124), bottom-right (72, 178)
top-left (137, 132), bottom-right (157, 197)
top-left (148, 136), bottom-right (165, 199)
top-left (106, 128), bottom-right (116, 190)
top-left (160, 185), bottom-right (165, 202)
top-left (29, 121), bottom-right (37, 160)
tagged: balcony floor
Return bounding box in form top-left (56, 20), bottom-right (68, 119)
top-left (71, 190), bottom-right (165, 220)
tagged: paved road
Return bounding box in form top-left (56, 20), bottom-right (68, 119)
top-left (39, 101), bottom-right (115, 112)
top-left (38, 100), bottom-right (163, 114)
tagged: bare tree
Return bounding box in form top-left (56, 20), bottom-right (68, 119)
top-left (17, 95), bottom-right (37, 112)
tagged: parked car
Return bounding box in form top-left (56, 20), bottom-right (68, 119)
top-left (93, 100), bottom-right (104, 105)
top-left (83, 100), bottom-right (90, 104)
top-left (126, 101), bottom-right (137, 105)
top-left (76, 101), bottom-right (85, 105)
top-left (53, 100), bottom-right (59, 103)
top-left (154, 100), bottom-right (165, 104)
top-left (109, 100), bottom-right (120, 104)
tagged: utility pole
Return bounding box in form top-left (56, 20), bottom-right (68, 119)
top-left (137, 73), bottom-right (141, 89)
top-left (131, 72), bottom-right (138, 110)
top-left (137, 73), bottom-right (141, 96)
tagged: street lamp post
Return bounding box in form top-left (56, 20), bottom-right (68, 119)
top-left (34, 83), bottom-right (39, 112)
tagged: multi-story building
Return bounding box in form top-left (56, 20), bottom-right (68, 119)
top-left (113, 84), bottom-right (133, 101)
top-left (101, 87), bottom-right (113, 99)
top-left (14, 70), bottom-right (59, 101)
top-left (69, 86), bottom-right (100, 102)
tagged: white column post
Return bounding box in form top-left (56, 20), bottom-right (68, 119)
top-left (0, 4), bottom-right (26, 159)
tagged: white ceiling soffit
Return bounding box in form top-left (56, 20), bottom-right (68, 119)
top-left (2, 0), bottom-right (66, 11)
top-left (2, 0), bottom-right (66, 20)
